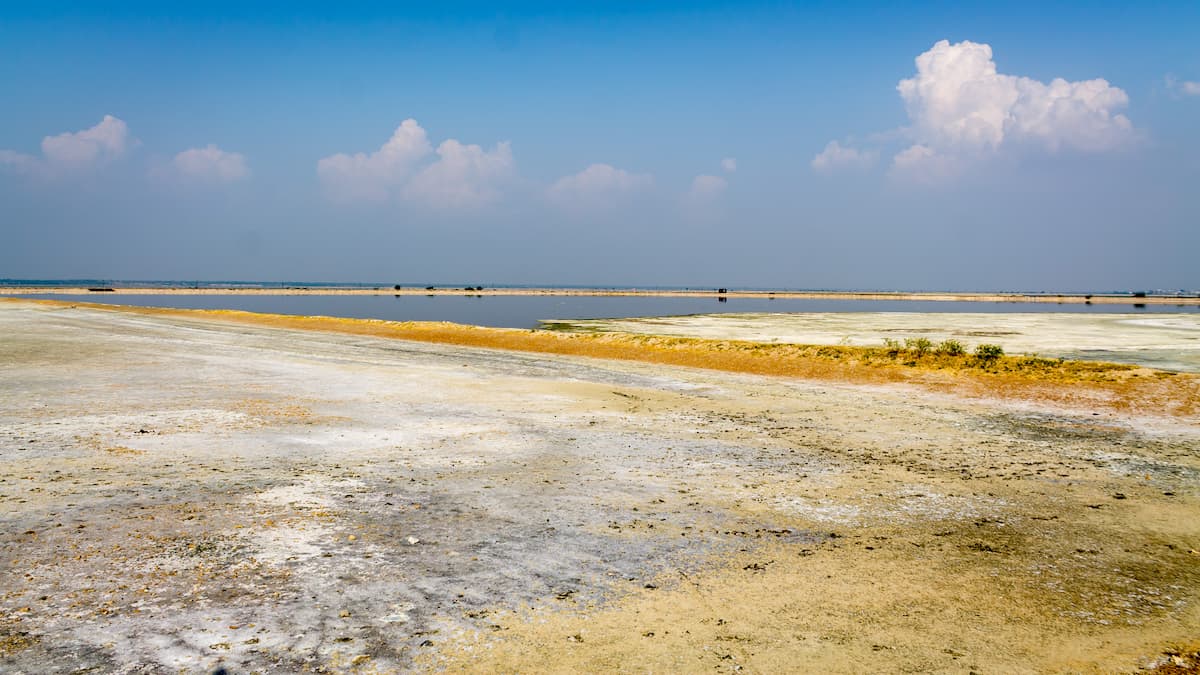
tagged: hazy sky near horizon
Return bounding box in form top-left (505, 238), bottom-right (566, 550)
top-left (1, 1), bottom-right (1198, 291)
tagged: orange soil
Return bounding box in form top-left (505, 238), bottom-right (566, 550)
top-left (8, 297), bottom-right (1197, 420)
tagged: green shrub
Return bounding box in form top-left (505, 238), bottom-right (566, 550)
top-left (904, 337), bottom-right (933, 357)
top-left (882, 338), bottom-right (903, 356)
top-left (936, 339), bottom-right (965, 356)
top-left (974, 343), bottom-right (1004, 361)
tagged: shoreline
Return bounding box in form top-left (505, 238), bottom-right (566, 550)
top-left (1, 285), bottom-right (1197, 305)
top-left (7, 297), bottom-right (1197, 420)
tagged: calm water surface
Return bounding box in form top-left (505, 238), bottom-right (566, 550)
top-left (22, 294), bottom-right (1197, 329)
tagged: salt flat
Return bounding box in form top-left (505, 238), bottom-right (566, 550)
top-left (547, 311), bottom-right (1200, 373)
top-left (1, 302), bottom-right (1198, 673)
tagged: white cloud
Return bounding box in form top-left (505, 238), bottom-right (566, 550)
top-left (819, 41), bottom-right (1135, 181)
top-left (720, 157), bottom-right (737, 173)
top-left (811, 141), bottom-right (878, 173)
top-left (681, 173), bottom-right (729, 220)
top-left (890, 144), bottom-right (961, 183)
top-left (1006, 76), bottom-right (1132, 152)
top-left (403, 139), bottom-right (514, 208)
top-left (0, 115), bottom-right (133, 176)
top-left (0, 150), bottom-right (37, 174)
top-left (317, 119), bottom-right (512, 208)
top-left (890, 40), bottom-right (1133, 176)
top-left (547, 163), bottom-right (653, 208)
top-left (172, 145), bottom-right (249, 182)
top-left (1166, 75), bottom-right (1200, 97)
top-left (688, 174), bottom-right (728, 199)
top-left (40, 115), bottom-right (132, 168)
top-left (317, 119), bottom-right (433, 202)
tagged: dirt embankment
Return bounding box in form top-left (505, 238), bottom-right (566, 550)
top-left (8, 298), bottom-right (1198, 421)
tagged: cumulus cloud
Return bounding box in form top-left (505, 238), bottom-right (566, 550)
top-left (688, 174), bottom-right (728, 200)
top-left (171, 145), bottom-right (249, 182)
top-left (817, 40), bottom-right (1135, 180)
top-left (547, 163), bottom-right (653, 208)
top-left (0, 115), bottom-right (133, 176)
top-left (890, 144), bottom-right (961, 183)
top-left (41, 115), bottom-right (132, 168)
top-left (317, 119), bottom-right (512, 207)
top-left (681, 173), bottom-right (730, 220)
top-left (404, 139), bottom-right (515, 208)
top-left (811, 141), bottom-right (878, 173)
top-left (720, 157), bottom-right (737, 173)
top-left (1166, 75), bottom-right (1200, 97)
top-left (317, 119), bottom-right (433, 202)
top-left (891, 40), bottom-right (1133, 176)
top-left (0, 150), bottom-right (37, 174)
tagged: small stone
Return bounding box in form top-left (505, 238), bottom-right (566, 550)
top-left (406, 536), bottom-right (420, 545)
top-left (339, 610), bottom-right (352, 618)
top-left (347, 534), bottom-right (357, 542)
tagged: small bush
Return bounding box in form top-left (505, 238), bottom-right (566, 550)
top-left (974, 343), bottom-right (1004, 361)
top-left (904, 337), bottom-right (933, 357)
top-left (882, 338), bottom-right (903, 356)
top-left (936, 339), bottom-right (965, 356)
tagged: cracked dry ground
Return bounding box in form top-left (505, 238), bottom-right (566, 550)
top-left (1, 302), bottom-right (1198, 673)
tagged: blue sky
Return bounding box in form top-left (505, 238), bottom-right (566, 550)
top-left (1, 1), bottom-right (1197, 290)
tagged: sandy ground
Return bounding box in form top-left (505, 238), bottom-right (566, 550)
top-left (1, 302), bottom-right (1198, 673)
top-left (548, 312), bottom-right (1200, 374)
top-left (2, 286), bottom-right (1197, 305)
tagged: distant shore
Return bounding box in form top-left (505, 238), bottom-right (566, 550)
top-left (2, 285), bottom-right (1197, 305)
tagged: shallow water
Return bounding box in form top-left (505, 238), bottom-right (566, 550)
top-left (20, 293), bottom-right (1196, 329)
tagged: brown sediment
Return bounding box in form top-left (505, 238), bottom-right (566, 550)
top-left (6, 297), bottom-right (1197, 420)
top-left (1, 285), bottom-right (1197, 304)
top-left (426, 541), bottom-right (1200, 674)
